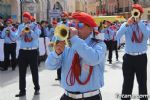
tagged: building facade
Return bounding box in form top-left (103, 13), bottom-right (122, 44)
top-left (0, 0), bottom-right (149, 22)
top-left (138, 0), bottom-right (150, 20)
top-left (0, 0), bottom-right (20, 22)
top-left (0, 0), bottom-right (53, 22)
top-left (100, 0), bottom-right (150, 20)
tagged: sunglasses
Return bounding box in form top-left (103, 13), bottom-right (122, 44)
top-left (69, 22), bottom-right (84, 29)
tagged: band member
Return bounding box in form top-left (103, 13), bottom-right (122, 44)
top-left (46, 12), bottom-right (106, 100)
top-left (1, 18), bottom-right (17, 71)
top-left (15, 12), bottom-right (41, 97)
top-left (46, 20), bottom-right (57, 41)
top-left (40, 21), bottom-right (46, 37)
top-left (0, 16), bottom-right (4, 39)
top-left (39, 20), bottom-right (47, 56)
top-left (102, 21), bottom-right (118, 64)
top-left (59, 11), bottom-right (69, 25)
top-left (116, 4), bottom-right (150, 100)
top-left (110, 24), bottom-right (119, 62)
top-left (55, 11), bottom-right (70, 81)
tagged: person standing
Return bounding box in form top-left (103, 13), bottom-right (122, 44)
top-left (0, 15), bottom-right (4, 39)
top-left (102, 21), bottom-right (118, 64)
top-left (1, 19), bottom-right (17, 71)
top-left (15, 12), bottom-right (41, 97)
top-left (116, 4), bottom-right (150, 100)
top-left (45, 12), bottom-right (106, 100)
top-left (55, 11), bottom-right (70, 81)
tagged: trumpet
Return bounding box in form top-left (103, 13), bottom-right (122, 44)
top-left (131, 9), bottom-right (141, 20)
top-left (54, 24), bottom-right (69, 41)
top-left (5, 29), bottom-right (10, 34)
top-left (48, 24), bottom-right (70, 51)
top-left (23, 26), bottom-right (30, 33)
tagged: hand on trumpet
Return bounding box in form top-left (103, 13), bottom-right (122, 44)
top-left (126, 17), bottom-right (135, 26)
top-left (54, 40), bottom-right (66, 55)
top-left (126, 17), bottom-right (139, 26)
top-left (5, 27), bottom-right (11, 34)
top-left (21, 30), bottom-right (26, 35)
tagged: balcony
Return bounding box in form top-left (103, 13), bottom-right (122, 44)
top-left (114, 7), bottom-right (130, 14)
top-left (125, 7), bottom-right (129, 12)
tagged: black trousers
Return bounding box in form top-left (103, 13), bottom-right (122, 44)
top-left (108, 40), bottom-right (118, 63)
top-left (57, 68), bottom-right (61, 80)
top-left (60, 93), bottom-right (102, 100)
top-left (4, 43), bottom-right (16, 69)
top-left (104, 40), bottom-right (109, 50)
top-left (18, 49), bottom-right (40, 92)
top-left (121, 54), bottom-right (148, 100)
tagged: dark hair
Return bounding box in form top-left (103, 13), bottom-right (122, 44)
top-left (102, 20), bottom-right (106, 24)
top-left (47, 24), bottom-right (52, 30)
top-left (40, 20), bottom-right (45, 25)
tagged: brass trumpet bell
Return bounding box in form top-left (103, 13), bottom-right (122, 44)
top-left (131, 9), bottom-right (141, 19)
top-left (6, 29), bottom-right (10, 34)
top-left (54, 24), bottom-right (69, 41)
top-left (23, 26), bottom-right (30, 33)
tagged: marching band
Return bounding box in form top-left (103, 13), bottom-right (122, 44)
top-left (0, 3), bottom-right (150, 100)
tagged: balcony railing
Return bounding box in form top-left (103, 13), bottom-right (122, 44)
top-left (114, 7), bottom-right (130, 13)
top-left (125, 7), bottom-right (129, 12)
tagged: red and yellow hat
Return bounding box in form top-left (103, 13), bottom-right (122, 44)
top-left (23, 12), bottom-right (31, 20)
top-left (132, 4), bottom-right (144, 13)
top-left (71, 12), bottom-right (97, 27)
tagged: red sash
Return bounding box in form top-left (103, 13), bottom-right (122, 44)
top-left (131, 24), bottom-right (143, 43)
top-left (24, 34), bottom-right (33, 42)
top-left (7, 27), bottom-right (16, 42)
top-left (66, 53), bottom-right (93, 86)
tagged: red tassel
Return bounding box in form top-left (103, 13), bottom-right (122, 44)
top-left (24, 35), bottom-right (33, 42)
top-left (132, 31), bottom-right (143, 43)
top-left (66, 53), bottom-right (93, 86)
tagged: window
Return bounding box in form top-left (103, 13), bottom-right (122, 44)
top-left (148, 15), bottom-right (150, 20)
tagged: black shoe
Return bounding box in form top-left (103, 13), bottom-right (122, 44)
top-left (15, 92), bottom-right (26, 97)
top-left (34, 90), bottom-right (40, 95)
top-left (55, 78), bottom-right (60, 81)
top-left (1, 68), bottom-right (8, 71)
top-left (12, 67), bottom-right (16, 71)
top-left (109, 61), bottom-right (112, 64)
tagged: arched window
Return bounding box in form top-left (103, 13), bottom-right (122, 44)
top-left (22, 0), bottom-right (34, 2)
top-left (53, 2), bottom-right (63, 11)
